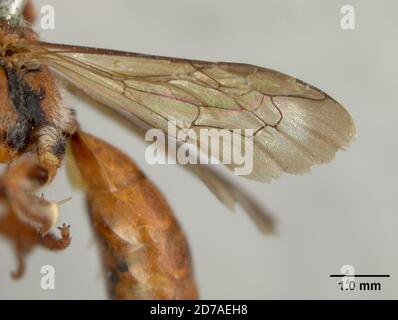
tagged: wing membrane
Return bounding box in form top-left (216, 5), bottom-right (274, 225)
top-left (30, 41), bottom-right (356, 181)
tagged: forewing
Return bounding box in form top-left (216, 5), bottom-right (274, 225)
top-left (32, 42), bottom-right (356, 182)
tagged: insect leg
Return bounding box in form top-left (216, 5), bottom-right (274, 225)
top-left (0, 152), bottom-right (62, 235)
top-left (0, 182), bottom-right (71, 279)
top-left (38, 223), bottom-right (71, 250)
top-left (10, 247), bottom-right (25, 279)
top-left (0, 199), bottom-right (71, 279)
top-left (10, 241), bottom-right (28, 279)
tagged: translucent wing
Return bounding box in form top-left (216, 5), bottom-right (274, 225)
top-left (186, 163), bottom-right (275, 234)
top-left (31, 41), bottom-right (356, 182)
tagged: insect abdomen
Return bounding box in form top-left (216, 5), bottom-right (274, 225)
top-left (71, 131), bottom-right (198, 300)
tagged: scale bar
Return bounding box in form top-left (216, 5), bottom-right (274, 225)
top-left (329, 275), bottom-right (390, 278)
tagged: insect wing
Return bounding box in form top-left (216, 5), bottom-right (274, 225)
top-left (34, 42), bottom-right (356, 182)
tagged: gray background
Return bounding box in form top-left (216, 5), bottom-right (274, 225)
top-left (0, 0), bottom-right (397, 299)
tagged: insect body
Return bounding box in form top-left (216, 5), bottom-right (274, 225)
top-left (71, 131), bottom-right (198, 299)
top-left (0, 0), bottom-right (355, 299)
top-left (0, 21), bottom-right (76, 233)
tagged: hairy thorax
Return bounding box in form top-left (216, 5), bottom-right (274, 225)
top-left (0, 23), bottom-right (76, 174)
